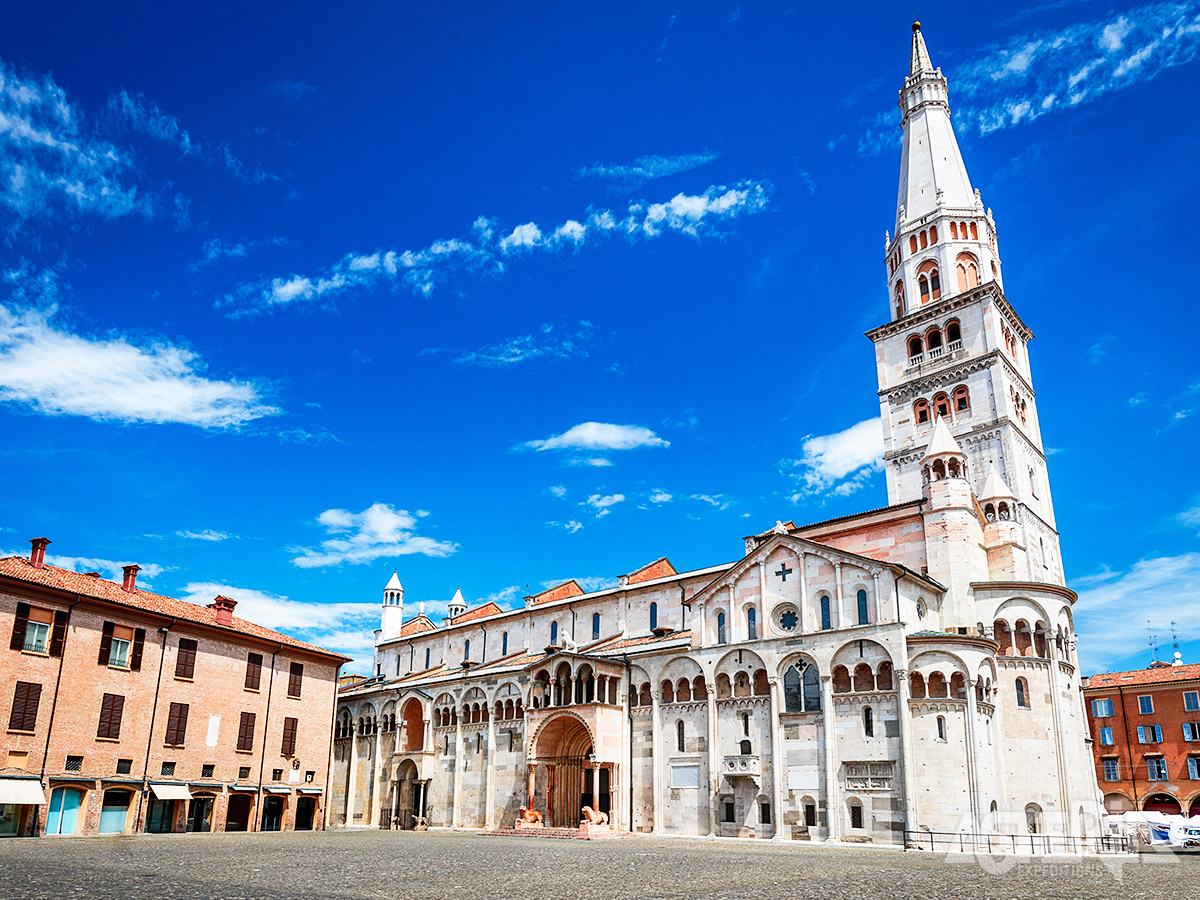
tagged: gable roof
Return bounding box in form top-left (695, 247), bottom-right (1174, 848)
top-left (526, 580), bottom-right (585, 605)
top-left (0, 556), bottom-right (347, 661)
top-left (623, 558), bottom-right (677, 585)
top-left (399, 614), bottom-right (436, 636)
top-left (1085, 663), bottom-right (1200, 689)
top-left (450, 601), bottom-right (503, 625)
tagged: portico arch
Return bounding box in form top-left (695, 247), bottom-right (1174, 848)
top-left (529, 712), bottom-right (601, 827)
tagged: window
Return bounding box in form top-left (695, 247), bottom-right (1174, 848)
top-left (592, 614), bottom-right (600, 641)
top-left (649, 603), bottom-right (658, 632)
top-left (742, 712), bottom-right (750, 735)
top-left (863, 707), bottom-right (874, 738)
top-left (907, 336), bottom-right (923, 359)
top-left (160, 761), bottom-right (176, 777)
top-left (22, 611), bottom-right (50, 653)
top-left (1091, 698), bottom-right (1114, 718)
top-left (10, 603), bottom-right (67, 657)
top-left (1025, 804), bottom-right (1042, 834)
top-left (1137, 725), bottom-right (1163, 743)
top-left (116, 758), bottom-right (132, 774)
top-left (820, 596), bottom-right (831, 630)
top-left (914, 399), bottom-right (930, 424)
top-left (1148, 758), bottom-right (1168, 781)
top-left (926, 328), bottom-right (943, 351)
top-left (550, 622), bottom-right (558, 645)
top-left (778, 608), bottom-right (798, 632)
top-left (272, 768), bottom-right (283, 781)
top-left (946, 320), bottom-right (961, 344)
top-left (933, 393), bottom-right (951, 419)
top-left (1190, 758), bottom-right (1200, 781)
top-left (96, 693), bottom-right (125, 740)
top-left (281, 717), bottom-right (298, 756)
top-left (722, 800), bottom-right (735, 823)
top-left (237, 712), bottom-right (256, 752)
top-left (502, 631), bottom-right (509, 656)
top-left (1138, 695), bottom-right (1154, 715)
top-left (175, 638), bottom-right (197, 679)
top-left (287, 662), bottom-right (304, 698)
top-left (1185, 723), bottom-right (1200, 742)
top-left (7, 681), bottom-right (41, 732)
top-left (245, 653), bottom-right (263, 690)
top-left (98, 622), bottom-right (144, 671)
top-left (238, 766), bottom-right (251, 780)
top-left (760, 802), bottom-right (771, 824)
top-left (804, 803), bottom-right (816, 827)
top-left (849, 803), bottom-right (864, 830)
top-left (1103, 759), bottom-right (1119, 782)
top-left (201, 764), bottom-right (215, 778)
top-left (716, 612), bottom-right (727, 644)
top-left (676, 720), bottom-right (685, 753)
top-left (953, 386), bottom-right (970, 412)
top-left (856, 590), bottom-right (869, 625)
top-left (164, 702), bottom-right (189, 746)
top-left (464, 639), bottom-right (471, 660)
top-left (1015, 678), bottom-right (1029, 709)
top-left (1187, 692), bottom-right (1200, 712)
top-left (936, 716), bottom-right (946, 741)
top-left (1099, 727), bottom-right (1114, 746)
top-left (424, 648), bottom-right (431, 669)
top-left (747, 607), bottom-right (757, 640)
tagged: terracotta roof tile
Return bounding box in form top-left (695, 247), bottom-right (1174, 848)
top-left (450, 601), bottom-right (503, 625)
top-left (0, 556), bottom-right (346, 661)
top-left (399, 615), bottom-right (436, 636)
top-left (1086, 664), bottom-right (1200, 688)
top-left (526, 580), bottom-right (585, 605)
top-left (598, 629), bottom-right (691, 651)
top-left (623, 557), bottom-right (677, 585)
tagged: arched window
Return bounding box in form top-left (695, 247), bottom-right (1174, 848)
top-left (856, 590), bottom-right (869, 625)
top-left (676, 720), bottom-right (685, 753)
top-left (946, 320), bottom-right (961, 344)
top-left (926, 328), bottom-right (943, 351)
top-left (464, 639), bottom-right (470, 660)
top-left (930, 267), bottom-right (941, 298)
top-left (501, 632), bottom-right (508, 656)
top-left (747, 607), bottom-right (757, 640)
top-left (936, 715), bottom-right (946, 740)
top-left (1015, 677), bottom-right (1030, 709)
top-left (933, 393), bottom-right (951, 419)
top-left (907, 336), bottom-right (923, 359)
top-left (863, 707), bottom-right (874, 738)
top-left (848, 800), bottom-right (864, 830)
top-left (820, 596), bottom-right (831, 630)
top-left (919, 230), bottom-right (928, 249)
top-left (953, 386), bottom-right (970, 412)
top-left (1025, 804), bottom-right (1043, 834)
top-left (661, 680), bottom-right (674, 703)
top-left (955, 252), bottom-right (980, 292)
top-left (894, 282), bottom-right (905, 319)
top-left (914, 399), bottom-right (930, 425)
top-left (649, 603), bottom-right (658, 631)
top-left (929, 225), bottom-right (938, 243)
top-left (950, 221), bottom-right (959, 239)
top-left (424, 648), bottom-right (430, 670)
top-left (910, 235), bottom-right (918, 253)
top-left (919, 274), bottom-right (930, 302)
top-left (969, 222), bottom-right (978, 240)
top-left (592, 613), bottom-right (600, 641)
top-left (784, 662), bottom-right (821, 713)
top-left (717, 611), bottom-right (727, 644)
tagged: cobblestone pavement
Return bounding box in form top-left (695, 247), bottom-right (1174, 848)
top-left (1, 830), bottom-right (1195, 900)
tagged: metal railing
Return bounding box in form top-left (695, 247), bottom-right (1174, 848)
top-left (904, 830), bottom-right (1135, 855)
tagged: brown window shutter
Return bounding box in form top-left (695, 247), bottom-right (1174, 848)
top-left (164, 704), bottom-right (177, 745)
top-left (97, 694), bottom-right (111, 738)
top-left (129, 629), bottom-right (146, 672)
top-left (238, 711), bottom-right (255, 751)
top-left (101, 694), bottom-right (125, 740)
top-left (245, 653), bottom-right (262, 690)
top-left (175, 638), bottom-right (197, 679)
top-left (98, 621), bottom-right (115, 665)
top-left (281, 717), bottom-right (298, 756)
top-left (49, 610), bottom-right (69, 658)
top-left (288, 662), bottom-right (303, 698)
top-left (10, 602), bottom-right (30, 651)
top-left (166, 701), bottom-right (189, 745)
top-left (9, 682), bottom-right (41, 732)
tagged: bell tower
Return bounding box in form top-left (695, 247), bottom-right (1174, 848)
top-left (867, 23), bottom-right (1064, 585)
top-left (379, 570), bottom-right (405, 642)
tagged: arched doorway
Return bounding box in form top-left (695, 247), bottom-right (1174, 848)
top-left (401, 700), bottom-right (425, 752)
top-left (1103, 792), bottom-right (1135, 815)
top-left (46, 787), bottom-right (84, 836)
top-left (225, 794), bottom-right (253, 832)
top-left (1143, 793), bottom-right (1182, 815)
top-left (295, 796), bottom-right (317, 831)
top-left (98, 789), bottom-right (133, 835)
top-left (262, 795), bottom-right (286, 831)
top-left (533, 714), bottom-right (595, 828)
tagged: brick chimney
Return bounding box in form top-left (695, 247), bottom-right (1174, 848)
top-left (29, 537), bottom-right (50, 569)
top-left (209, 595), bottom-right (237, 626)
top-left (121, 564), bottom-right (140, 593)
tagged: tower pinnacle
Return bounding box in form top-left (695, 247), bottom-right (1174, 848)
top-left (910, 21), bottom-right (934, 75)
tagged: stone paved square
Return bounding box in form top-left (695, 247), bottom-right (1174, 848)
top-left (0, 831), bottom-right (1192, 900)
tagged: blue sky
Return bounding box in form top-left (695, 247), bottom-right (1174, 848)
top-left (1, 1), bottom-right (1198, 674)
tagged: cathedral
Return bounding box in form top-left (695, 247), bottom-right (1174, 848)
top-left (331, 24), bottom-right (1101, 844)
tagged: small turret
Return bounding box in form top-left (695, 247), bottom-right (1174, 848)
top-left (978, 464), bottom-right (1017, 524)
top-left (445, 587), bottom-right (467, 624)
top-left (921, 417), bottom-right (969, 490)
top-left (977, 464), bottom-right (1028, 580)
top-left (379, 570), bottom-right (405, 643)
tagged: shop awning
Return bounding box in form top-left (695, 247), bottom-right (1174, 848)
top-left (149, 783), bottom-right (192, 801)
top-left (296, 787), bottom-right (323, 795)
top-left (263, 787), bottom-right (291, 794)
top-left (0, 778), bottom-right (46, 805)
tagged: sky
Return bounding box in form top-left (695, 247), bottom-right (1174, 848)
top-left (1, 1), bottom-right (1199, 675)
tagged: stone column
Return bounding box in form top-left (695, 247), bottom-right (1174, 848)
top-left (895, 668), bottom-right (917, 837)
top-left (821, 675), bottom-right (840, 841)
top-left (768, 676), bottom-right (786, 841)
top-left (423, 710), bottom-right (432, 753)
top-left (757, 561), bottom-right (768, 639)
top-left (451, 705), bottom-right (464, 827)
top-left (1045, 652), bottom-right (1071, 833)
top-left (526, 763), bottom-right (537, 808)
top-left (368, 724), bottom-right (383, 827)
top-left (484, 711), bottom-right (497, 829)
top-left (872, 572), bottom-right (882, 623)
top-left (651, 688), bottom-right (663, 833)
top-left (964, 684), bottom-right (981, 833)
top-left (706, 679), bottom-right (720, 837)
top-left (696, 601), bottom-right (708, 648)
top-left (833, 563), bottom-right (844, 630)
top-left (346, 731), bottom-right (358, 827)
top-left (797, 552), bottom-right (808, 633)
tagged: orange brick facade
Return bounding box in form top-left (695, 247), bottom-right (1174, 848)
top-left (1082, 663), bottom-right (1200, 817)
top-left (0, 547), bottom-right (345, 837)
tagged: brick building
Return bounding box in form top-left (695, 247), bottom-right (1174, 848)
top-left (1083, 658), bottom-right (1200, 817)
top-left (0, 538), bottom-right (346, 837)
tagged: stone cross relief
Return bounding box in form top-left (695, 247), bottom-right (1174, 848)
top-left (775, 563), bottom-right (793, 582)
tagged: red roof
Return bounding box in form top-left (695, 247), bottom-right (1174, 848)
top-left (450, 601), bottom-right (503, 625)
top-left (597, 629), bottom-right (691, 651)
top-left (526, 580), bottom-right (585, 605)
top-left (399, 615), bottom-right (436, 636)
top-left (0, 556), bottom-right (347, 661)
top-left (1086, 663), bottom-right (1200, 688)
top-left (623, 557), bottom-right (677, 585)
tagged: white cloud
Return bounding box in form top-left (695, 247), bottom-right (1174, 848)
top-left (547, 520), bottom-right (584, 534)
top-left (0, 303), bottom-right (279, 429)
top-left (585, 494), bottom-right (625, 518)
top-left (222, 180), bottom-right (770, 315)
top-left (452, 321), bottom-right (593, 368)
top-left (576, 152), bottom-right (720, 189)
top-left (565, 457), bottom-right (613, 467)
top-left (648, 490), bottom-right (673, 505)
top-left (176, 529), bottom-right (231, 542)
top-left (781, 417), bottom-right (884, 499)
top-left (106, 90), bottom-right (249, 179)
top-left (523, 422), bottom-right (669, 452)
top-left (291, 502), bottom-right (457, 569)
top-left (188, 236), bottom-right (289, 272)
top-left (690, 493), bottom-right (734, 511)
top-left (546, 485), bottom-right (567, 498)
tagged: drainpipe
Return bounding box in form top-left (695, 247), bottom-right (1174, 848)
top-left (623, 654), bottom-right (634, 830)
top-left (480, 624), bottom-right (488, 663)
top-left (134, 617), bottom-right (175, 834)
top-left (407, 639), bottom-right (415, 674)
top-left (569, 603), bottom-right (577, 643)
top-left (321, 662), bottom-right (343, 831)
top-left (1117, 686), bottom-right (1138, 806)
top-left (37, 594), bottom-right (80, 836)
top-left (256, 644), bottom-right (282, 830)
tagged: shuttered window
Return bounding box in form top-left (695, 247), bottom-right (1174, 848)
top-left (99, 623), bottom-right (145, 670)
top-left (7, 681), bottom-right (42, 732)
top-left (281, 716), bottom-right (298, 756)
top-left (49, 611), bottom-right (68, 657)
top-left (245, 653), bottom-right (262, 691)
top-left (237, 712), bottom-right (256, 752)
top-left (287, 662), bottom-right (303, 698)
top-left (97, 693), bottom-right (125, 740)
top-left (175, 638), bottom-right (197, 679)
top-left (12, 604), bottom-right (68, 657)
top-left (9, 602), bottom-right (30, 651)
top-left (164, 702), bottom-right (189, 746)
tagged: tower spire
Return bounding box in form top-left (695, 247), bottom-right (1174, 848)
top-left (910, 21), bottom-right (934, 76)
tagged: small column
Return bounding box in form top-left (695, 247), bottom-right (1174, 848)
top-left (588, 763), bottom-right (597, 820)
top-left (651, 687), bottom-right (663, 833)
top-left (526, 763), bottom-right (537, 807)
top-left (895, 668), bottom-right (917, 837)
top-left (346, 730), bottom-right (359, 827)
top-left (768, 676), bottom-right (786, 841)
top-left (833, 563), bottom-right (844, 630)
top-left (757, 561), bottom-right (768, 638)
top-left (569, 675), bottom-right (577, 706)
top-left (797, 553), bottom-right (808, 633)
top-left (706, 677), bottom-right (720, 836)
top-left (696, 601), bottom-right (708, 648)
top-left (484, 710), bottom-right (497, 829)
top-left (368, 724), bottom-right (383, 827)
top-left (451, 705), bottom-right (464, 827)
top-left (821, 675), bottom-right (840, 841)
top-left (871, 572), bottom-right (882, 623)
top-left (964, 683), bottom-right (981, 832)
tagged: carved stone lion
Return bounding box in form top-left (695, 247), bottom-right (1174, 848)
top-left (517, 806), bottom-right (544, 827)
top-left (580, 805), bottom-right (608, 826)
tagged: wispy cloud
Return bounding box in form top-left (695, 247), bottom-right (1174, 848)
top-left (221, 181), bottom-right (771, 315)
top-left (0, 301), bottom-right (279, 429)
top-left (188, 236), bottom-right (289, 272)
top-left (547, 519), bottom-right (584, 534)
top-left (690, 493), bottom-right (734, 510)
top-left (449, 321), bottom-right (594, 367)
top-left (565, 457), bottom-right (613, 468)
top-left (522, 422), bottom-right (669, 453)
top-left (176, 529), bottom-right (231, 542)
top-left (781, 417), bottom-right (884, 500)
top-left (583, 493), bottom-right (625, 518)
top-left (263, 80), bottom-right (319, 107)
top-left (291, 502), bottom-right (457, 568)
top-left (576, 152), bottom-right (720, 190)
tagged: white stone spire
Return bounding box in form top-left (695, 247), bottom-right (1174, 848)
top-left (446, 587), bottom-right (467, 623)
top-left (922, 416), bottom-right (964, 464)
top-left (978, 464), bottom-right (1016, 503)
top-left (909, 21), bottom-right (934, 76)
top-left (379, 570), bottom-right (405, 642)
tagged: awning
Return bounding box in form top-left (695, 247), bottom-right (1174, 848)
top-left (263, 787), bottom-right (291, 794)
top-left (0, 778), bottom-right (47, 805)
top-left (296, 787), bottom-right (323, 795)
top-left (149, 783), bottom-right (192, 801)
